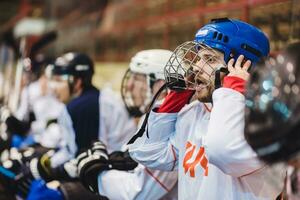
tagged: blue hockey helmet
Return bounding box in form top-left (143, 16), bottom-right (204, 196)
top-left (195, 18), bottom-right (270, 64)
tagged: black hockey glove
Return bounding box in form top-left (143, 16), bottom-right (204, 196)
top-left (109, 150), bottom-right (138, 171)
top-left (76, 141), bottom-right (109, 194)
top-left (5, 111), bottom-right (35, 136)
top-left (51, 159), bottom-right (78, 181)
top-left (0, 158), bottom-right (33, 198)
top-left (76, 141), bottom-right (138, 194)
top-left (29, 153), bottom-right (53, 181)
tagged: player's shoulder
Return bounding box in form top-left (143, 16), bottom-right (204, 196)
top-left (68, 86), bottom-right (99, 108)
top-left (28, 80), bottom-right (41, 98)
top-left (100, 87), bottom-right (116, 100)
top-left (178, 100), bottom-right (203, 117)
top-left (100, 87), bottom-right (128, 114)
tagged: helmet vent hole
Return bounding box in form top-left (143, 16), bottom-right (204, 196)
top-left (223, 36), bottom-right (229, 43)
top-left (213, 32), bottom-right (218, 39)
top-left (241, 43), bottom-right (262, 57)
top-left (218, 33), bottom-right (223, 40)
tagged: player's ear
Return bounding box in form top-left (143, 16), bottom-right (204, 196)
top-left (74, 78), bottom-right (83, 91)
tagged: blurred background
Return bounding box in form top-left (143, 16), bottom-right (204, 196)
top-left (0, 0), bottom-right (299, 92)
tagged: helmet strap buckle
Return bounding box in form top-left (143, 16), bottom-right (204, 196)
top-left (214, 67), bottom-right (229, 89)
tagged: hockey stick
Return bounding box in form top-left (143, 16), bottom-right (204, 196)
top-left (10, 30), bottom-right (58, 113)
top-left (28, 30), bottom-right (57, 59)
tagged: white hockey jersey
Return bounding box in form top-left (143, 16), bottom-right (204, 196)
top-left (98, 165), bottom-right (177, 200)
top-left (15, 79), bottom-right (65, 139)
top-left (129, 88), bottom-right (285, 200)
top-left (97, 110), bottom-right (178, 200)
top-left (50, 87), bottom-right (137, 167)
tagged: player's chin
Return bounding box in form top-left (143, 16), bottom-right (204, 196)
top-left (133, 100), bottom-right (143, 108)
top-left (195, 88), bottom-right (212, 102)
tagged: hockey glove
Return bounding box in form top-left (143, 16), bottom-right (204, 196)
top-left (76, 141), bottom-right (109, 194)
top-left (109, 150), bottom-right (138, 171)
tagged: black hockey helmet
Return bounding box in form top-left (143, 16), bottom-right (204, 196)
top-left (49, 52), bottom-right (94, 89)
top-left (52, 52), bottom-right (94, 77)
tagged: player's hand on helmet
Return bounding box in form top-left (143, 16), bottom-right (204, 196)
top-left (227, 55), bottom-right (251, 81)
top-left (76, 141), bottom-right (109, 194)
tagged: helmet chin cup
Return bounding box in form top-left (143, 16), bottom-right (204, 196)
top-left (165, 73), bottom-right (186, 92)
top-left (214, 67), bottom-right (229, 90)
top-left (126, 106), bottom-right (144, 118)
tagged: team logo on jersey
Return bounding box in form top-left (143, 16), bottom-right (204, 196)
top-left (183, 141), bottom-right (208, 177)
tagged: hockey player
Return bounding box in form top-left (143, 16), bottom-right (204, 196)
top-left (45, 52), bottom-right (136, 164)
top-left (4, 55), bottom-right (64, 148)
top-left (244, 42), bottom-right (300, 200)
top-left (0, 55), bottom-right (67, 199)
top-left (129, 18), bottom-right (285, 199)
top-left (0, 52), bottom-right (136, 199)
top-left (76, 49), bottom-right (178, 200)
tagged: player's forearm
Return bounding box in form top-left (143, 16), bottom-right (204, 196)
top-left (130, 142), bottom-right (177, 171)
top-left (203, 88), bottom-right (262, 176)
top-left (129, 111), bottom-right (178, 171)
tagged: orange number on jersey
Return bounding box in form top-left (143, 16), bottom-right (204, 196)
top-left (183, 141), bottom-right (208, 177)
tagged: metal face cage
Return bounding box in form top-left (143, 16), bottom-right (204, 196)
top-left (164, 41), bottom-right (226, 91)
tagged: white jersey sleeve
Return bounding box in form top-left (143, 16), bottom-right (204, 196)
top-left (15, 81), bottom-right (41, 120)
top-left (31, 96), bottom-right (65, 140)
top-left (98, 169), bottom-right (143, 200)
top-left (99, 107), bottom-right (178, 200)
top-left (98, 165), bottom-right (177, 200)
top-left (202, 88), bottom-right (263, 177)
top-left (50, 106), bottom-right (77, 168)
top-left (99, 88), bottom-right (136, 153)
top-left (129, 111), bottom-right (179, 171)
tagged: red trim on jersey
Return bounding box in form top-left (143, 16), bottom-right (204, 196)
top-left (145, 168), bottom-right (170, 192)
top-left (203, 103), bottom-right (212, 112)
top-left (223, 76), bottom-right (246, 94)
top-left (240, 166), bottom-right (266, 178)
top-left (170, 145), bottom-right (177, 171)
top-left (157, 90), bottom-right (194, 113)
